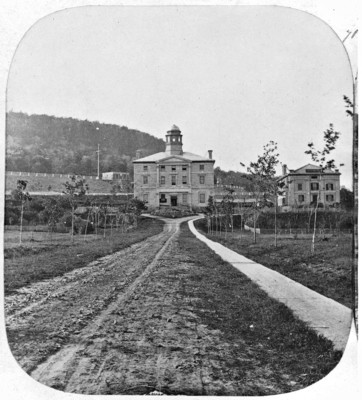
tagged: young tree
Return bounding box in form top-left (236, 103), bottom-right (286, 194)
top-left (205, 195), bottom-right (215, 234)
top-left (62, 175), bottom-right (88, 242)
top-left (271, 179), bottom-right (286, 247)
top-left (11, 180), bottom-right (32, 244)
top-left (305, 123), bottom-right (340, 253)
top-left (43, 198), bottom-right (64, 241)
top-left (247, 141), bottom-right (280, 243)
top-left (128, 198), bottom-right (147, 228)
top-left (220, 186), bottom-right (235, 238)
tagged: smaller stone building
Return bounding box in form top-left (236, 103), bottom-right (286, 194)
top-left (278, 163), bottom-right (341, 210)
top-left (133, 125), bottom-right (215, 210)
top-left (102, 172), bottom-right (130, 181)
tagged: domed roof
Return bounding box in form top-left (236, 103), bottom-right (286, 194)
top-left (167, 124), bottom-right (181, 133)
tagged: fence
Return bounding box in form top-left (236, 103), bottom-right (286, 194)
top-left (6, 171), bottom-right (99, 180)
top-left (257, 228), bottom-right (352, 236)
top-left (4, 224), bottom-right (69, 233)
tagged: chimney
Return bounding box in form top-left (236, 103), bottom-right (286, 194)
top-left (282, 164), bottom-right (287, 175)
top-left (135, 149), bottom-right (142, 159)
top-left (208, 150), bottom-right (213, 160)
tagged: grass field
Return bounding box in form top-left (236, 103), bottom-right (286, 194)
top-left (176, 222), bottom-right (343, 393)
top-left (4, 217), bottom-right (164, 295)
top-left (194, 220), bottom-right (353, 309)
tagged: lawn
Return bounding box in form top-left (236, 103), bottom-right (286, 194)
top-left (177, 222), bottom-right (343, 393)
top-left (194, 219), bottom-right (353, 309)
top-left (4, 217), bottom-right (164, 295)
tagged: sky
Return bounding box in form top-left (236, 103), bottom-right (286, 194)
top-left (5, 3), bottom-right (358, 189)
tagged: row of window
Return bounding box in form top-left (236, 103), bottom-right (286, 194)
top-left (142, 175), bottom-right (206, 185)
top-left (297, 194), bottom-right (335, 202)
top-left (142, 164), bottom-right (206, 172)
top-left (296, 183), bottom-right (335, 191)
top-left (144, 193), bottom-right (206, 204)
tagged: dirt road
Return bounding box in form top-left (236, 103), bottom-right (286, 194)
top-left (5, 216), bottom-right (341, 395)
top-left (5, 216), bottom-right (210, 394)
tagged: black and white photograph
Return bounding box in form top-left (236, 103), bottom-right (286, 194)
top-left (0, 0), bottom-right (358, 399)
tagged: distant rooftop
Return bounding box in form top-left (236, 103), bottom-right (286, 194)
top-left (133, 151), bottom-right (213, 163)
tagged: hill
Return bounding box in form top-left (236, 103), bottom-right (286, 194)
top-left (214, 167), bottom-right (253, 191)
top-left (6, 112), bottom-right (165, 176)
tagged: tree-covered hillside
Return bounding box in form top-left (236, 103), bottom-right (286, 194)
top-left (6, 112), bottom-right (165, 176)
top-left (214, 167), bottom-right (253, 191)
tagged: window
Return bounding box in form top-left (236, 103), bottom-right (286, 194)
top-left (171, 175), bottom-right (176, 185)
top-left (160, 165), bottom-right (165, 171)
top-left (143, 176), bottom-right (148, 184)
top-left (143, 165), bottom-right (148, 172)
top-left (311, 182), bottom-right (319, 191)
top-left (326, 194), bottom-right (334, 202)
top-left (182, 176), bottom-right (187, 184)
top-left (182, 193), bottom-right (188, 203)
top-left (326, 183), bottom-right (334, 190)
top-left (171, 165), bottom-right (176, 171)
top-left (143, 193), bottom-right (148, 203)
top-left (199, 175), bottom-right (205, 184)
top-left (298, 195), bottom-right (305, 202)
top-left (199, 164), bottom-right (205, 171)
top-left (311, 175), bottom-right (318, 180)
top-left (182, 165), bottom-right (187, 171)
top-left (297, 183), bottom-right (303, 191)
top-left (160, 176), bottom-right (165, 185)
top-left (160, 193), bottom-right (167, 203)
top-left (199, 193), bottom-right (206, 203)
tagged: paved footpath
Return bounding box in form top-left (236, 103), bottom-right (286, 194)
top-left (189, 218), bottom-right (353, 352)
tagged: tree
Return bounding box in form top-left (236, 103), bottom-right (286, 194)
top-left (305, 124), bottom-right (341, 254)
top-left (62, 175), bottom-right (88, 242)
top-left (205, 195), bottom-right (215, 234)
top-left (220, 186), bottom-right (235, 238)
top-left (42, 198), bottom-right (64, 241)
top-left (11, 180), bottom-right (32, 244)
top-left (270, 179), bottom-right (286, 246)
top-left (127, 198), bottom-right (147, 228)
top-left (247, 141), bottom-right (280, 243)
top-left (340, 187), bottom-right (353, 210)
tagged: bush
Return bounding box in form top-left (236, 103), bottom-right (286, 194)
top-left (22, 210), bottom-right (40, 225)
top-left (257, 210), bottom-right (353, 231)
top-left (5, 210), bottom-right (19, 225)
top-left (55, 222), bottom-right (69, 233)
top-left (60, 212), bottom-right (73, 227)
top-left (150, 207), bottom-right (196, 219)
top-left (75, 219), bottom-right (95, 234)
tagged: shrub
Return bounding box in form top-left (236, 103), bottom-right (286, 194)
top-left (150, 207), bottom-right (196, 219)
top-left (5, 210), bottom-right (19, 225)
top-left (75, 219), bottom-right (95, 234)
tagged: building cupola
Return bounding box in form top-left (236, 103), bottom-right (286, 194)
top-left (165, 124), bottom-right (183, 155)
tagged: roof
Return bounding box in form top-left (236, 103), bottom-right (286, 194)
top-left (278, 164), bottom-right (340, 180)
top-left (133, 151), bottom-right (213, 163)
top-left (167, 124), bottom-right (181, 132)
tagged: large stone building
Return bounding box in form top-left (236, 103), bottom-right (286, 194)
top-left (133, 125), bottom-right (215, 210)
top-left (278, 163), bottom-right (341, 210)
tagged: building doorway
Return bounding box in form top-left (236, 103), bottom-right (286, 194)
top-left (171, 195), bottom-right (178, 207)
top-left (312, 194), bottom-right (318, 204)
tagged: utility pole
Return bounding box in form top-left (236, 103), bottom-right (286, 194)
top-left (96, 143), bottom-right (100, 179)
top-left (96, 126), bottom-right (100, 180)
